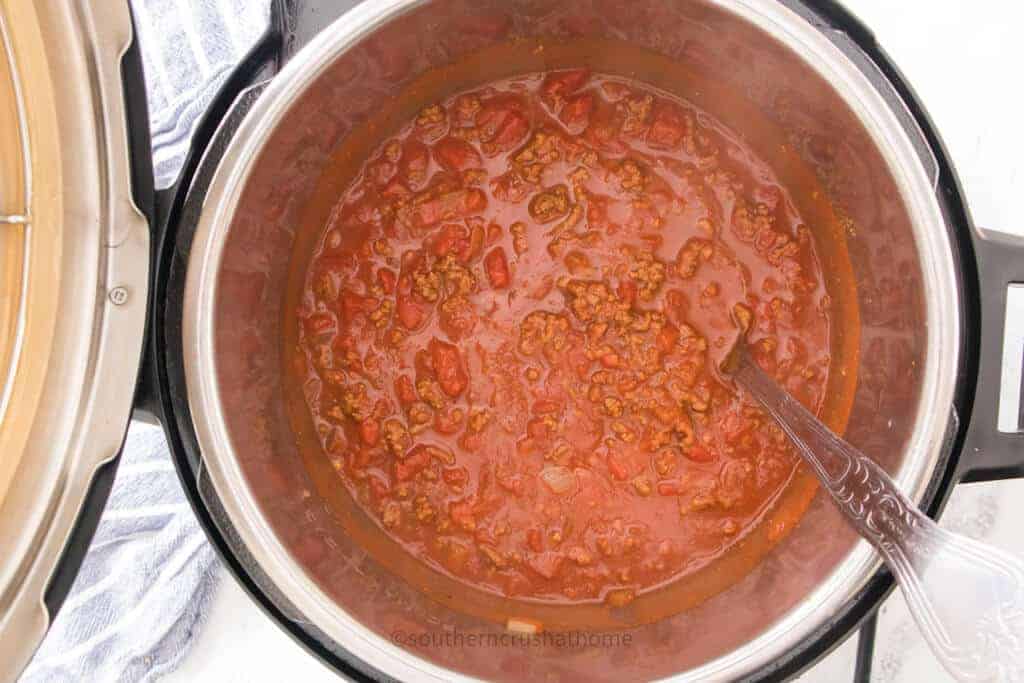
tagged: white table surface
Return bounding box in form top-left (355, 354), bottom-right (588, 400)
top-left (164, 1), bottom-right (1024, 681)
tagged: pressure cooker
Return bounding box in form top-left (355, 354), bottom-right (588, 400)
top-left (1, 1), bottom-right (1021, 680)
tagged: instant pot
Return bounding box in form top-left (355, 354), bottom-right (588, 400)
top-left (1, 1), bottom-right (1021, 681)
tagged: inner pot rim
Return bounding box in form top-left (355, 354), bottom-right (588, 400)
top-left (181, 0), bottom-right (962, 680)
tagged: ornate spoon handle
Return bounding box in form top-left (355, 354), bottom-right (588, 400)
top-left (733, 350), bottom-right (1024, 682)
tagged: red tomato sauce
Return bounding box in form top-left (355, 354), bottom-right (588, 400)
top-left (294, 70), bottom-right (832, 607)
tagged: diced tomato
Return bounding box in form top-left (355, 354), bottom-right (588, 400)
top-left (753, 184), bottom-right (782, 213)
top-left (433, 136), bottom-right (482, 172)
top-left (484, 247), bottom-right (511, 289)
top-left (429, 338), bottom-right (468, 397)
top-left (491, 170), bottom-right (531, 203)
top-left (367, 158), bottom-right (397, 186)
top-left (396, 274), bottom-right (426, 329)
top-left (413, 103), bottom-right (448, 143)
top-left (377, 268), bottom-right (396, 294)
top-left (527, 417), bottom-right (552, 440)
top-left (399, 139), bottom-right (430, 188)
top-left (617, 279), bottom-right (637, 305)
top-left (600, 80), bottom-right (634, 102)
top-left (400, 249), bottom-right (422, 271)
top-left (496, 468), bottom-right (524, 496)
top-left (439, 294), bottom-right (477, 341)
top-left (463, 222), bottom-right (485, 262)
top-left (304, 312), bottom-right (337, 340)
top-left (489, 111), bottom-right (530, 153)
top-left (541, 68), bottom-right (591, 102)
top-left (459, 432), bottom-right (483, 453)
top-left (486, 223), bottom-right (503, 245)
top-left (665, 289), bottom-right (688, 322)
top-left (531, 400), bottom-right (561, 415)
top-left (477, 97), bottom-right (530, 154)
top-left (606, 454), bottom-right (629, 481)
top-left (350, 448), bottom-right (372, 470)
top-left (477, 96), bottom-right (526, 133)
top-left (559, 92), bottom-right (594, 130)
top-left (373, 398), bottom-right (393, 419)
top-left (411, 189), bottom-right (488, 229)
top-left (430, 223), bottom-right (469, 257)
top-left (722, 412), bottom-right (753, 446)
top-left (396, 297), bottom-right (425, 329)
top-left (381, 178), bottom-right (411, 200)
top-left (442, 466), bottom-right (469, 487)
top-left (394, 446), bottom-right (431, 482)
top-left (434, 406), bottom-right (464, 435)
top-left (394, 377), bottom-right (416, 408)
top-left (647, 102), bottom-right (687, 150)
top-left (368, 476), bottom-right (390, 500)
top-left (684, 444), bottom-right (716, 463)
top-left (586, 194), bottom-right (617, 233)
top-left (340, 290), bottom-right (377, 322)
top-left (527, 528), bottom-right (543, 553)
top-left (449, 497), bottom-right (477, 530)
top-left (656, 480), bottom-right (681, 496)
top-left (656, 323), bottom-right (679, 355)
top-left (567, 343), bottom-right (592, 379)
top-left (584, 105), bottom-right (626, 154)
top-left (526, 551), bottom-right (564, 579)
top-left (359, 419), bottom-right (380, 446)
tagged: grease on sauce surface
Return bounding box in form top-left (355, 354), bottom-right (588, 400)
top-left (294, 70), bottom-right (832, 607)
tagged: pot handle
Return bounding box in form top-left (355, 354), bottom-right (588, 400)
top-left (269, 0), bottom-right (361, 65)
top-left (959, 227), bottom-right (1024, 482)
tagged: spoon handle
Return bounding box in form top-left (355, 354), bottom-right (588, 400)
top-left (734, 351), bottom-right (1024, 682)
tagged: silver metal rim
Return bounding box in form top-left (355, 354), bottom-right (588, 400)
top-left (0, 1), bottom-right (150, 678)
top-left (0, 2), bottom-right (33, 444)
top-left (183, 0), bottom-right (961, 679)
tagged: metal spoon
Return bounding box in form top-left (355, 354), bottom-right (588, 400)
top-left (727, 346), bottom-right (1024, 682)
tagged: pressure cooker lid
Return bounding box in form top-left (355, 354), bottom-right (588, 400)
top-left (0, 1), bottom-right (149, 678)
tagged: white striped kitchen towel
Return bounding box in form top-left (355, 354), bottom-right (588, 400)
top-left (22, 2), bottom-right (270, 681)
top-left (134, 0), bottom-right (271, 189)
top-left (22, 425), bottom-right (220, 683)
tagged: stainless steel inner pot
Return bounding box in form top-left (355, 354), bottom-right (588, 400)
top-left (182, 0), bottom-right (961, 679)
